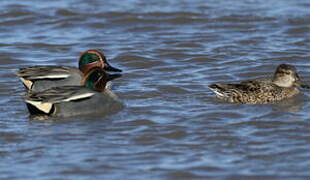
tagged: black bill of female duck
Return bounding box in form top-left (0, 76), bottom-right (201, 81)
top-left (24, 68), bottom-right (122, 117)
top-left (208, 64), bottom-right (305, 104)
top-left (16, 49), bottom-right (122, 92)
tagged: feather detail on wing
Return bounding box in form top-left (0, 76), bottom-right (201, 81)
top-left (25, 86), bottom-right (95, 114)
top-left (25, 86), bottom-right (95, 104)
top-left (16, 66), bottom-right (73, 80)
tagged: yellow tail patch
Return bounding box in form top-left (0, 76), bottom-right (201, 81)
top-left (20, 78), bottom-right (33, 90)
top-left (25, 100), bottom-right (53, 114)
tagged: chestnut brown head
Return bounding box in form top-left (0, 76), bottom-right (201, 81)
top-left (78, 49), bottom-right (122, 74)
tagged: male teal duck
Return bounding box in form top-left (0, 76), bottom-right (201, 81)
top-left (16, 49), bottom-right (122, 92)
top-left (24, 67), bottom-right (122, 117)
top-left (208, 64), bottom-right (305, 104)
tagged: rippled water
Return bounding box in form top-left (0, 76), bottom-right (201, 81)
top-left (1, 0), bottom-right (310, 179)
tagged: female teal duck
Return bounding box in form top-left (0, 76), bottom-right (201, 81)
top-left (24, 67), bottom-right (122, 117)
top-left (16, 49), bottom-right (122, 92)
top-left (208, 64), bottom-right (304, 104)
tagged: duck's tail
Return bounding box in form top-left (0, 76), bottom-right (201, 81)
top-left (25, 99), bottom-right (55, 115)
top-left (208, 83), bottom-right (231, 98)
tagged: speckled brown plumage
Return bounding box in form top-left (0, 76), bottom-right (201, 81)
top-left (208, 64), bottom-right (302, 104)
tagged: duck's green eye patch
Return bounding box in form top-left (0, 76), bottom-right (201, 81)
top-left (79, 53), bottom-right (100, 67)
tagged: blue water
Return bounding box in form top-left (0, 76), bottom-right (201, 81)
top-left (1, 0), bottom-right (310, 179)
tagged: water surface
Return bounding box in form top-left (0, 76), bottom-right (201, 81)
top-left (1, 0), bottom-right (310, 179)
